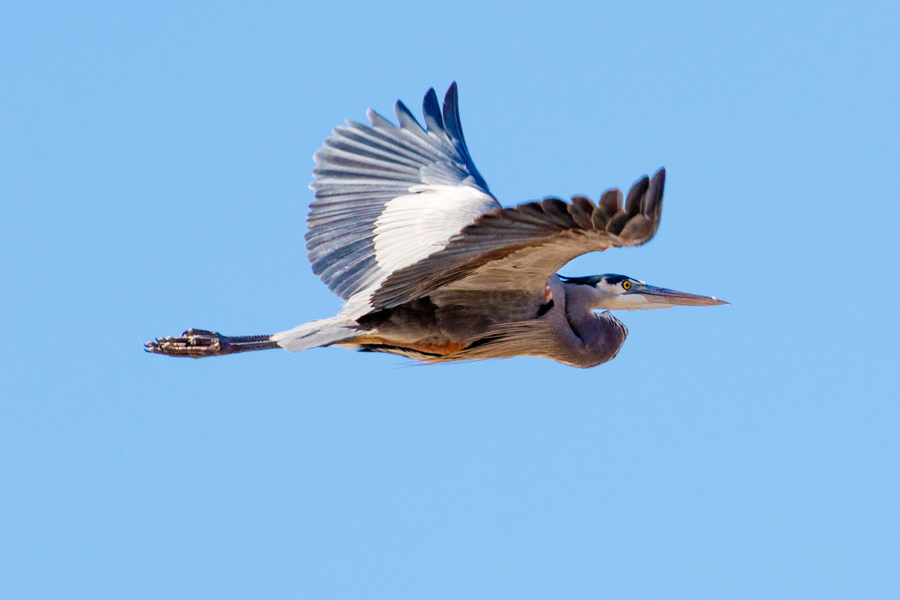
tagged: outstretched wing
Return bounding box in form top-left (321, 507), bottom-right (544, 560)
top-left (370, 169), bottom-right (665, 309)
top-left (305, 83), bottom-right (500, 301)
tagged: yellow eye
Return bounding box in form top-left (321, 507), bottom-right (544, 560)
top-left (622, 281), bottom-right (632, 290)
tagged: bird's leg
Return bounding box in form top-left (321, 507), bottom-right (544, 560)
top-left (144, 329), bottom-right (278, 358)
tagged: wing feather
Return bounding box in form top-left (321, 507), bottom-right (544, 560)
top-left (305, 84), bottom-right (499, 302)
top-left (369, 169), bottom-right (666, 309)
top-left (304, 84), bottom-right (666, 315)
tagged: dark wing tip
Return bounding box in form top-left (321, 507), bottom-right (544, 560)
top-left (624, 176), bottom-right (650, 216)
top-left (436, 82), bottom-right (489, 191)
top-left (442, 82), bottom-right (463, 144)
top-left (394, 99), bottom-right (426, 136)
top-left (645, 167), bottom-right (665, 223)
top-left (422, 87), bottom-right (444, 133)
top-left (618, 167), bottom-right (666, 243)
top-left (445, 81), bottom-right (458, 103)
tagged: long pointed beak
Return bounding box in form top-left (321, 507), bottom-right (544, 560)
top-left (635, 283), bottom-right (729, 307)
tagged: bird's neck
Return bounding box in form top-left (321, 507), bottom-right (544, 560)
top-left (563, 282), bottom-right (616, 313)
top-left (563, 283), bottom-right (611, 344)
top-left (559, 283), bottom-right (628, 365)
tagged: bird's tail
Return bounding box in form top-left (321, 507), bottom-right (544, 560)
top-left (270, 317), bottom-right (362, 352)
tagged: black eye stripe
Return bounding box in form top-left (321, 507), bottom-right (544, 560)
top-left (559, 275), bottom-right (604, 286)
top-left (602, 275), bottom-right (629, 285)
top-left (560, 274), bottom-right (633, 287)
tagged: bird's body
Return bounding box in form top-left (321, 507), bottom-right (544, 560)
top-left (147, 84), bottom-right (726, 367)
top-left (330, 275), bottom-right (626, 368)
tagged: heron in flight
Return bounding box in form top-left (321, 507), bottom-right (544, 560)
top-left (146, 84), bottom-right (726, 368)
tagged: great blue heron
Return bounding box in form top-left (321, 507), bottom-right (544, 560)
top-left (146, 83), bottom-right (726, 368)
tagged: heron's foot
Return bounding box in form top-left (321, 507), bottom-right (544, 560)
top-left (144, 329), bottom-right (232, 358)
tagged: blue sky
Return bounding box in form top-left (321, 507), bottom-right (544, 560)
top-left (2, 1), bottom-right (898, 598)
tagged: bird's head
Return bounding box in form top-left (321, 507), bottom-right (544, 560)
top-left (560, 274), bottom-right (728, 311)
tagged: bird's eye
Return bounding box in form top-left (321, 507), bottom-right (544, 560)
top-left (622, 281), bottom-right (632, 290)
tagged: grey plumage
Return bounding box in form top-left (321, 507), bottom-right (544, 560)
top-left (306, 83), bottom-right (496, 301)
top-left (146, 83), bottom-right (726, 367)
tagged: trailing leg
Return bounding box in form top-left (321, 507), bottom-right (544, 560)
top-left (144, 329), bottom-right (278, 358)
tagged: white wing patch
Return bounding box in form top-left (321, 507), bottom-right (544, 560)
top-left (373, 185), bottom-right (498, 275)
